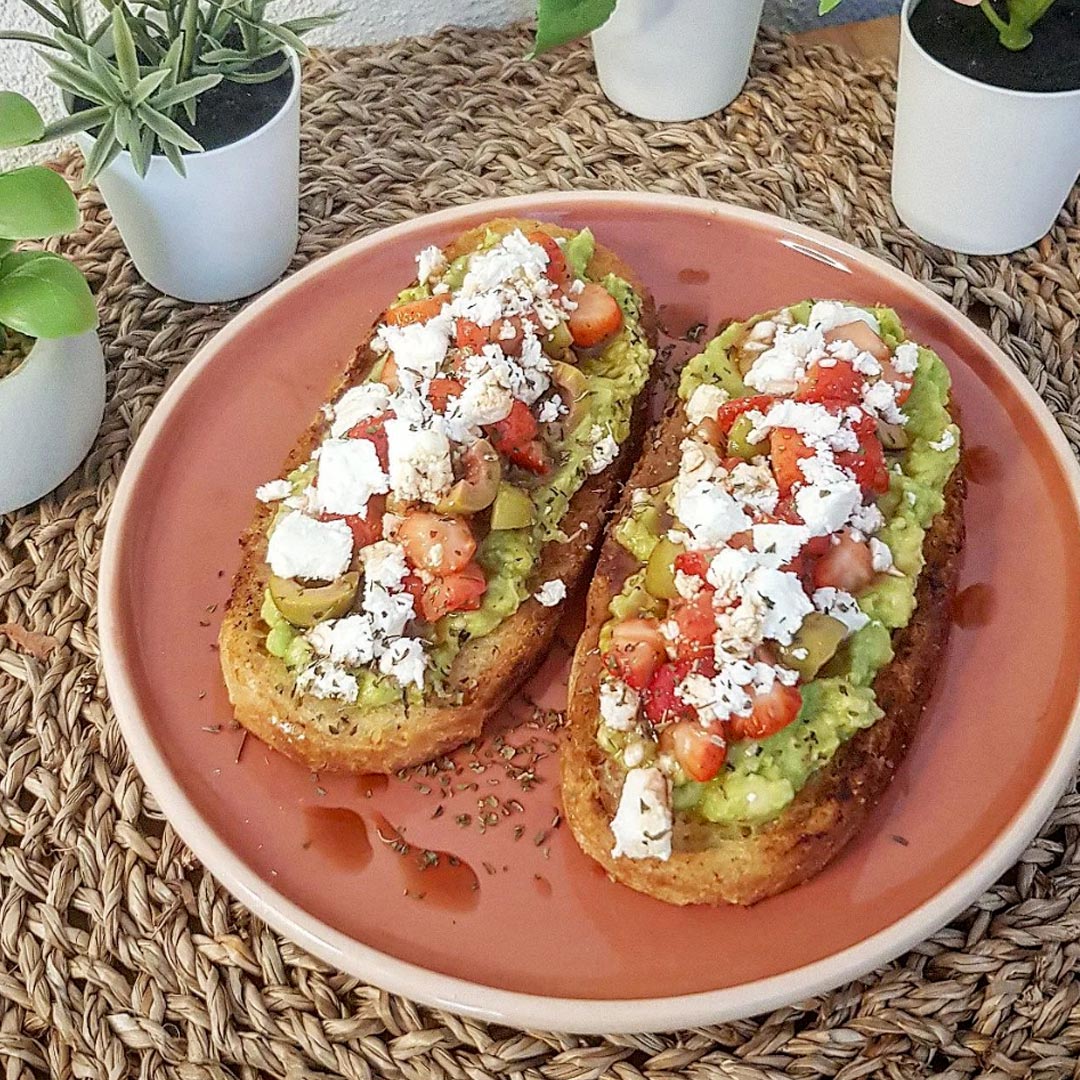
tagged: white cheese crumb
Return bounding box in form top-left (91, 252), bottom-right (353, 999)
top-left (751, 522), bottom-right (812, 565)
top-left (377, 637), bottom-right (427, 690)
top-left (744, 324), bottom-right (825, 395)
top-left (315, 438), bottom-right (389, 516)
top-left (416, 245), bottom-right (447, 285)
top-left (685, 383), bottom-right (730, 426)
top-left (534, 579), bottom-right (567, 607)
top-left (610, 767), bottom-right (673, 861)
top-left (330, 383), bottom-right (392, 438)
top-left (813, 587), bottom-right (870, 635)
top-left (360, 541), bottom-right (409, 589)
top-left (384, 420), bottom-right (454, 504)
top-left (794, 453), bottom-right (863, 537)
top-left (373, 314), bottom-right (452, 383)
top-left (892, 341), bottom-right (920, 375)
top-left (266, 512), bottom-right (353, 582)
top-left (929, 428), bottom-right (957, 452)
top-left (747, 567), bottom-right (814, 645)
top-left (587, 425), bottom-right (620, 476)
top-left (599, 679), bottom-right (640, 731)
top-left (623, 742), bottom-right (647, 768)
top-left (862, 378), bottom-right (906, 426)
top-left (296, 661), bottom-right (358, 703)
top-left (869, 537), bottom-right (894, 573)
top-left (256, 479), bottom-right (292, 503)
top-left (537, 395), bottom-right (564, 424)
top-left (807, 301), bottom-right (881, 335)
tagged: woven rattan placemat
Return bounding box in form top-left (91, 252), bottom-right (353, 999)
top-left (3, 25), bottom-right (1080, 1079)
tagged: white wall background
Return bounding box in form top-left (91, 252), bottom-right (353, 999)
top-left (1, 0), bottom-right (897, 166)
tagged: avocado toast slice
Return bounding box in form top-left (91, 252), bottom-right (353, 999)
top-left (562, 301), bottom-right (964, 905)
top-left (220, 219), bottom-right (658, 774)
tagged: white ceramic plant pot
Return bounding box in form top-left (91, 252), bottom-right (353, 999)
top-left (76, 51), bottom-right (300, 303)
top-left (0, 331), bottom-right (105, 515)
top-left (591, 0), bottom-right (765, 121)
top-left (892, 0), bottom-right (1080, 255)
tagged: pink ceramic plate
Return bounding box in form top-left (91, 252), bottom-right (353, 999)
top-left (100, 192), bottom-right (1080, 1033)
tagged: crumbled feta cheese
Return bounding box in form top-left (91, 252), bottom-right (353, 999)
top-left (416, 245), bottom-right (447, 285)
top-left (751, 522), bottom-right (811, 565)
top-left (360, 541), bottom-right (409, 589)
top-left (460, 229), bottom-right (550, 295)
top-left (685, 383), bottom-right (730, 426)
top-left (674, 480), bottom-right (750, 548)
top-left (444, 367), bottom-right (514, 437)
top-left (537, 395), bottom-right (564, 424)
top-left (623, 742), bottom-right (647, 768)
top-left (726, 460), bottom-right (780, 515)
top-left (862, 378), bottom-right (906, 425)
top-left (747, 567), bottom-right (814, 644)
top-left (807, 301), bottom-right (881, 335)
top-left (929, 428), bottom-right (956, 452)
top-left (869, 537), bottom-right (894, 573)
top-left (892, 341), bottom-right (920, 375)
top-left (534, 579), bottom-right (567, 607)
top-left (588, 425), bottom-right (620, 476)
top-left (744, 324), bottom-right (826, 395)
top-left (746, 399), bottom-right (845, 450)
top-left (329, 383), bottom-right (392, 438)
top-left (674, 569), bottom-right (703, 599)
top-left (256, 479), bottom-right (292, 503)
top-left (813, 587), bottom-right (870, 634)
top-left (384, 419), bottom-right (454, 504)
top-left (373, 313), bottom-right (452, 382)
top-left (795, 453), bottom-right (863, 536)
top-left (315, 438), bottom-right (389, 516)
top-left (706, 546), bottom-right (758, 601)
top-left (266, 512), bottom-right (353, 582)
top-left (308, 614), bottom-right (377, 666)
top-left (610, 767), bottom-right (673, 861)
top-left (850, 501), bottom-right (886, 535)
top-left (296, 661), bottom-right (359, 702)
top-left (363, 583), bottom-right (415, 639)
top-left (599, 679), bottom-right (640, 730)
top-left (377, 637), bottom-right (427, 690)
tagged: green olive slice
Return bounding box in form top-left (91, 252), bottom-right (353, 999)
top-left (269, 571), bottom-right (359, 628)
top-left (490, 482), bottom-right (535, 530)
top-left (777, 612), bottom-right (847, 680)
top-left (644, 536), bottom-right (686, 600)
top-left (436, 439), bottom-right (501, 514)
top-left (550, 360), bottom-right (590, 433)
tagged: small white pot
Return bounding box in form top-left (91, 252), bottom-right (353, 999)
top-left (591, 0), bottom-right (765, 122)
top-left (76, 51), bottom-right (301, 303)
top-left (892, 0), bottom-right (1080, 255)
top-left (0, 331), bottom-right (105, 515)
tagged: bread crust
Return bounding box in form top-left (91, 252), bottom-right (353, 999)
top-left (219, 219), bottom-right (658, 775)
top-left (562, 397), bottom-right (966, 906)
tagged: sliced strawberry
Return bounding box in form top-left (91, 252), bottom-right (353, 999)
top-left (321, 494), bottom-right (385, 551)
top-left (414, 562), bottom-right (487, 621)
top-left (878, 357), bottom-right (913, 406)
top-left (455, 319), bottom-right (488, 353)
top-left (568, 282), bottom-right (623, 349)
top-left (490, 316), bottom-right (525, 357)
top-left (823, 320), bottom-right (890, 364)
top-left (713, 394), bottom-right (774, 435)
top-left (383, 297), bottom-right (444, 327)
top-left (670, 592), bottom-right (716, 661)
top-left (606, 617), bottom-right (666, 690)
top-left (769, 428), bottom-right (815, 497)
top-left (487, 401), bottom-right (548, 473)
top-left (643, 661), bottom-right (695, 725)
top-left (428, 378), bottom-right (464, 412)
top-left (728, 682), bottom-right (802, 741)
top-left (812, 530), bottom-right (875, 594)
top-left (660, 720), bottom-right (728, 782)
top-left (396, 511), bottom-right (477, 575)
top-left (674, 550), bottom-right (712, 580)
top-left (835, 432), bottom-right (888, 494)
top-left (526, 230), bottom-right (569, 289)
top-left (346, 413), bottom-right (391, 469)
top-left (796, 359), bottom-right (862, 405)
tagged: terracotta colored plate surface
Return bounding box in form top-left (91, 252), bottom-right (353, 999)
top-left (100, 193), bottom-right (1080, 1033)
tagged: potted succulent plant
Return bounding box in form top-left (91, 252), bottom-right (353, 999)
top-left (1, 0), bottom-right (336, 303)
top-left (0, 91), bottom-right (102, 515)
top-left (530, 0), bottom-right (765, 121)
top-left (824, 0), bottom-right (1080, 254)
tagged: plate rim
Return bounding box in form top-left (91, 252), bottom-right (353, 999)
top-left (99, 190), bottom-right (1080, 1034)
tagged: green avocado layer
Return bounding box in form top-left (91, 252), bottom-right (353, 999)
top-left (264, 228), bottom-right (655, 707)
top-left (604, 303), bottom-right (960, 827)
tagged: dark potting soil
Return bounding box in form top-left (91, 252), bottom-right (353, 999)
top-left (74, 52), bottom-right (293, 154)
top-left (909, 0), bottom-right (1080, 92)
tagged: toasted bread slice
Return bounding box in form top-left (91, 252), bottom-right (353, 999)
top-left (219, 219), bottom-right (658, 774)
top-left (562, 395), bottom-right (965, 907)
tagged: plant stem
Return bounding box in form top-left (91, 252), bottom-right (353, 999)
top-left (979, 0), bottom-right (1012, 35)
top-left (179, 0), bottom-right (199, 82)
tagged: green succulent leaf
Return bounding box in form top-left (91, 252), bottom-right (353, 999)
top-left (136, 103), bottom-right (203, 153)
top-left (530, 0), bottom-right (616, 57)
top-left (221, 58), bottom-right (289, 83)
top-left (0, 92), bottom-right (45, 150)
top-left (131, 69), bottom-right (171, 105)
top-left (0, 251), bottom-right (97, 338)
top-left (85, 46), bottom-right (125, 99)
top-left (0, 29), bottom-right (63, 48)
top-left (40, 51), bottom-right (112, 103)
top-left (112, 6), bottom-right (141, 89)
top-left (818, 0), bottom-right (845, 14)
top-left (150, 73), bottom-right (221, 109)
top-left (161, 138), bottom-right (187, 177)
top-left (41, 105), bottom-right (111, 140)
top-left (128, 121), bottom-right (153, 176)
top-left (82, 117), bottom-right (121, 181)
top-left (0, 166), bottom-right (79, 240)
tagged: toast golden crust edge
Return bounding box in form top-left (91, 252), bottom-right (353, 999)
top-left (218, 219), bottom-right (659, 775)
top-left (561, 400), bottom-right (966, 907)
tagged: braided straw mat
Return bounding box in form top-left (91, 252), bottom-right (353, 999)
top-left (3, 23), bottom-right (1080, 1080)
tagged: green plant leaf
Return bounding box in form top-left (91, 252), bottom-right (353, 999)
top-left (259, 20), bottom-right (307, 53)
top-left (136, 103), bottom-right (203, 152)
top-left (818, 0), bottom-right (845, 12)
top-left (149, 72), bottom-right (220, 108)
top-left (0, 167), bottom-right (78, 240)
top-left (130, 69), bottom-right (171, 105)
top-left (86, 47), bottom-right (125, 99)
top-left (0, 29), bottom-right (64, 48)
top-left (0, 240), bottom-right (14, 257)
top-left (82, 118), bottom-right (121, 181)
top-left (112, 6), bottom-right (141, 89)
top-left (529, 0), bottom-right (616, 57)
top-left (161, 138), bottom-right (187, 177)
top-left (279, 12), bottom-right (340, 33)
top-left (0, 251), bottom-right (97, 338)
top-left (40, 51), bottom-right (112, 103)
top-left (219, 57), bottom-right (289, 83)
top-left (0, 92), bottom-right (45, 149)
top-left (128, 120), bottom-right (152, 175)
top-left (41, 105), bottom-right (112, 140)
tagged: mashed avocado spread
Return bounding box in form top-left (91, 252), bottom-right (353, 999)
top-left (262, 227), bottom-right (654, 707)
top-left (603, 303), bottom-right (960, 827)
